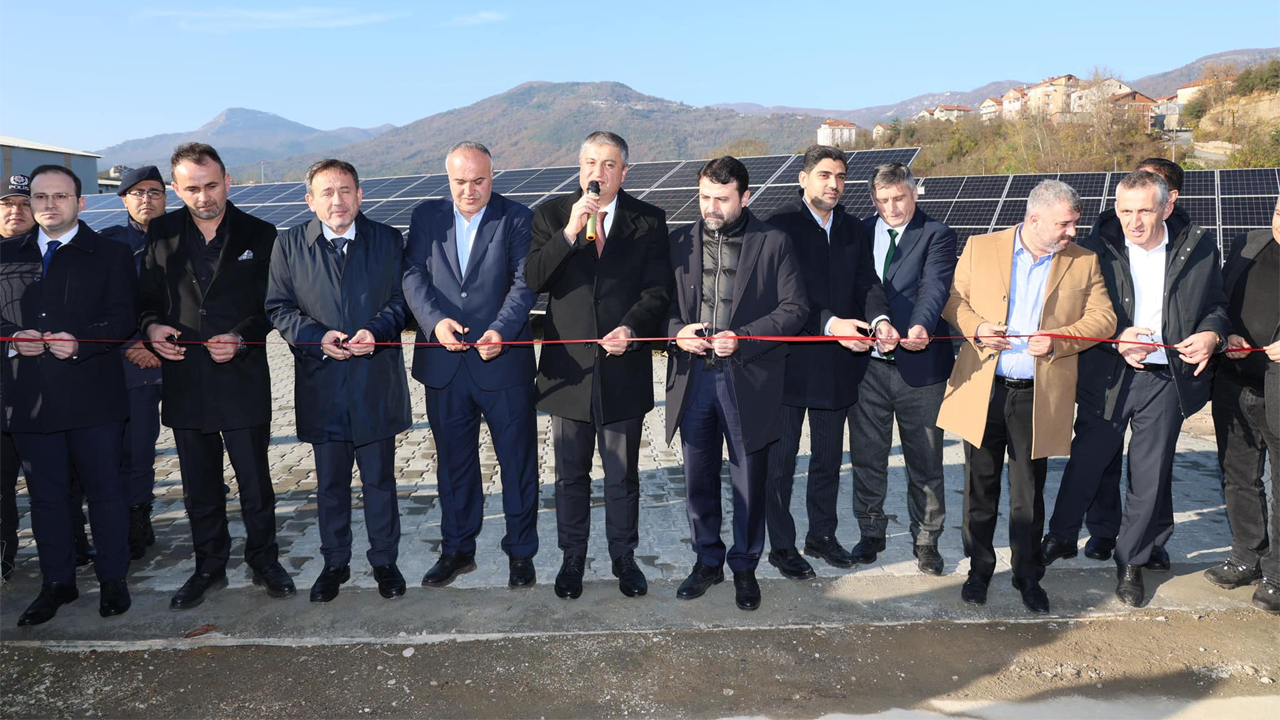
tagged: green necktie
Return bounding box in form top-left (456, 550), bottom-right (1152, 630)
top-left (883, 228), bottom-right (899, 279)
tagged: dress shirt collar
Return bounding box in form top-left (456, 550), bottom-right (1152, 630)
top-left (803, 196), bottom-right (833, 236)
top-left (453, 203), bottom-right (486, 232)
top-left (37, 222), bottom-right (79, 257)
top-left (1124, 222), bottom-right (1169, 256)
top-left (321, 221), bottom-right (357, 243)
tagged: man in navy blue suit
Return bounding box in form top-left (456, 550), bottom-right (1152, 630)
top-left (267, 159), bottom-right (413, 603)
top-left (849, 162), bottom-right (958, 574)
top-left (1, 165), bottom-right (137, 625)
top-left (403, 142), bottom-right (540, 589)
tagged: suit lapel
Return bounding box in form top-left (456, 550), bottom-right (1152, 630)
top-left (687, 223), bottom-right (703, 322)
top-left (210, 205), bottom-right (251, 284)
top-left (602, 191), bottom-right (638, 260)
top-left (1043, 245), bottom-right (1071, 306)
top-left (731, 221), bottom-right (764, 321)
top-left (996, 227), bottom-right (1015, 307)
top-left (442, 207), bottom-right (463, 282)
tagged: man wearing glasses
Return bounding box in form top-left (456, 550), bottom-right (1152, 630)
top-left (1, 165), bottom-right (138, 625)
top-left (101, 167), bottom-right (168, 561)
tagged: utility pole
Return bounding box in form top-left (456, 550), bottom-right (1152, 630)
top-left (260, 161), bottom-right (265, 184)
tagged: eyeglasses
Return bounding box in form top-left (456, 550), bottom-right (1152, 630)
top-left (31, 193), bottom-right (76, 204)
top-left (126, 189), bottom-right (167, 200)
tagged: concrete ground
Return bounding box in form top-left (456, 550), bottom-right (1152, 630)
top-left (1, 336), bottom-right (1277, 718)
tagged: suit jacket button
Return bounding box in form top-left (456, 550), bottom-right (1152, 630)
top-left (199, 308), bottom-right (207, 316)
top-left (460, 291), bottom-right (468, 298)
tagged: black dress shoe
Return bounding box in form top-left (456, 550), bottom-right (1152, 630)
top-left (677, 562), bottom-right (724, 600)
top-left (1012, 577), bottom-right (1050, 614)
top-left (768, 548), bottom-right (816, 580)
top-left (1204, 559), bottom-right (1262, 589)
top-left (612, 554), bottom-right (648, 597)
top-left (1144, 545), bottom-right (1170, 572)
top-left (310, 565), bottom-right (350, 603)
top-left (961, 574), bottom-right (989, 606)
top-left (252, 562), bottom-right (297, 598)
top-left (373, 564), bottom-right (406, 599)
top-left (733, 570), bottom-right (761, 611)
top-left (99, 578), bottom-right (131, 618)
top-left (803, 535), bottom-right (856, 568)
top-left (421, 552), bottom-right (476, 588)
top-left (848, 536), bottom-right (887, 565)
top-left (1041, 535), bottom-right (1078, 565)
top-left (17, 583), bottom-right (79, 627)
top-left (913, 545), bottom-right (945, 576)
top-left (508, 556), bottom-right (536, 589)
top-left (1253, 579), bottom-right (1280, 614)
top-left (554, 556), bottom-right (585, 599)
top-left (1084, 536), bottom-right (1116, 561)
top-left (128, 503), bottom-right (155, 561)
top-left (170, 570), bottom-right (228, 610)
top-left (1116, 564), bottom-right (1145, 607)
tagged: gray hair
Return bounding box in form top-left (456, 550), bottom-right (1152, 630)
top-left (305, 159), bottom-right (359, 193)
top-left (448, 141), bottom-right (491, 160)
top-left (580, 131), bottom-right (629, 166)
top-left (867, 162), bottom-right (916, 195)
top-left (1025, 179), bottom-right (1083, 220)
top-left (1115, 170), bottom-right (1170, 209)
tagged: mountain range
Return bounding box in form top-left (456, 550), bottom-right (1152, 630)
top-left (95, 47), bottom-right (1279, 181)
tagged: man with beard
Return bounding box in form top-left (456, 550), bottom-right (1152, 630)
top-left (664, 156), bottom-right (808, 610)
top-left (937, 180), bottom-right (1115, 614)
top-left (140, 143), bottom-right (294, 609)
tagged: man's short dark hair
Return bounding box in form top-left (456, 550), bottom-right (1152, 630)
top-left (581, 131), bottom-right (629, 166)
top-left (305, 159), bottom-right (360, 193)
top-left (1136, 157), bottom-right (1183, 194)
top-left (801, 144), bottom-right (847, 174)
top-left (29, 164), bottom-right (82, 198)
top-left (698, 156), bottom-right (750, 195)
top-left (171, 142), bottom-right (226, 175)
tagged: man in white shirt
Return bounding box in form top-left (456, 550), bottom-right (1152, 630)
top-left (1043, 171), bottom-right (1229, 607)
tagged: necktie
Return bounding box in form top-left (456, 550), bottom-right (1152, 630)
top-left (595, 211), bottom-right (608, 257)
top-left (883, 228), bottom-right (898, 279)
top-left (42, 240), bottom-right (61, 276)
top-left (331, 236), bottom-right (347, 271)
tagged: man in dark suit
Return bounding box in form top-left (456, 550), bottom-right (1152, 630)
top-left (1042, 171), bottom-right (1228, 607)
top-left (403, 142), bottom-right (539, 590)
top-left (100, 166), bottom-right (167, 560)
top-left (1065, 158), bottom-right (1194, 568)
top-left (140, 142), bottom-right (295, 609)
top-left (849, 162), bottom-right (958, 574)
top-left (1204, 197), bottom-right (1279, 615)
top-left (762, 145), bottom-right (895, 580)
top-left (1, 172), bottom-right (34, 582)
top-left (665, 156), bottom-right (808, 610)
top-left (267, 159), bottom-right (412, 602)
top-left (1, 165), bottom-right (137, 625)
top-left (525, 131), bottom-right (673, 600)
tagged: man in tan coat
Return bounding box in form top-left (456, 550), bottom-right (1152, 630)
top-left (938, 180), bottom-right (1115, 614)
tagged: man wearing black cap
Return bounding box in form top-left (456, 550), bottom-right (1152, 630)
top-left (101, 166), bottom-right (167, 560)
top-left (1, 173), bottom-right (34, 581)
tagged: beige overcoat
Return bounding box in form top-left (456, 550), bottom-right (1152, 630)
top-left (937, 228), bottom-right (1117, 458)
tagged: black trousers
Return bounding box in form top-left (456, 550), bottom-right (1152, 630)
top-left (314, 437), bottom-right (400, 568)
top-left (425, 366), bottom-right (539, 558)
top-left (12, 423), bottom-right (129, 585)
top-left (962, 382), bottom-right (1046, 582)
top-left (849, 359), bottom-right (948, 545)
top-left (551, 410), bottom-right (642, 561)
top-left (1048, 368), bottom-right (1182, 565)
top-left (121, 384), bottom-right (164, 507)
top-left (764, 403), bottom-right (849, 551)
top-left (173, 424), bottom-right (280, 575)
top-left (1212, 371), bottom-right (1279, 580)
top-left (681, 364), bottom-right (768, 572)
top-left (1, 431), bottom-right (19, 572)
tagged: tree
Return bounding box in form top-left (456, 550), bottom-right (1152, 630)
top-left (710, 137), bottom-right (770, 158)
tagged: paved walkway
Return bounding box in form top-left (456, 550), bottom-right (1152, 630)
top-left (2, 334), bottom-right (1240, 597)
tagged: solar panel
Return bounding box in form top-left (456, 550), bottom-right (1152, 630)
top-left (1058, 172), bottom-right (1108, 198)
top-left (740, 155), bottom-right (792, 185)
top-left (916, 200), bottom-right (954, 222)
top-left (1007, 174), bottom-right (1056, 198)
top-left (639, 188), bottom-right (698, 216)
top-left (258, 184), bottom-right (305, 204)
top-left (80, 209), bottom-right (127, 230)
top-left (744, 185), bottom-right (796, 217)
top-left (364, 176), bottom-right (427, 200)
top-left (957, 175), bottom-right (1009, 199)
top-left (1077, 197), bottom-right (1103, 226)
top-left (947, 200), bottom-right (1000, 226)
top-left (1219, 168), bottom-right (1279, 197)
top-left (655, 161), bottom-right (705, 189)
top-left (917, 176), bottom-right (963, 200)
top-left (619, 161), bottom-right (680, 190)
top-left (1180, 197), bottom-right (1218, 229)
top-left (84, 194), bottom-right (118, 210)
top-left (254, 203), bottom-right (309, 225)
top-left (1220, 196), bottom-right (1276, 227)
top-left (490, 169), bottom-right (541, 194)
top-left (1181, 171), bottom-right (1217, 197)
top-left (511, 167), bottom-right (578, 194)
top-left (363, 199), bottom-right (418, 224)
top-left (996, 199), bottom-right (1027, 226)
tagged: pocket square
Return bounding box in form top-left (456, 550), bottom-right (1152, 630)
top-left (237, 249), bottom-right (254, 261)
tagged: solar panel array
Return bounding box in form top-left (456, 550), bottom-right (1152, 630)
top-left (78, 156), bottom-right (1277, 262)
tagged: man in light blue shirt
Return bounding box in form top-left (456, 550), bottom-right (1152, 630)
top-left (996, 228), bottom-right (1056, 380)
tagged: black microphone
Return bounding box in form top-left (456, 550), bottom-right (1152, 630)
top-left (585, 180), bottom-right (601, 241)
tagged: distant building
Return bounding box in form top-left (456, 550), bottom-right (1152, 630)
top-left (817, 118), bottom-right (861, 147)
top-left (872, 123), bottom-right (893, 143)
top-left (933, 105), bottom-right (972, 122)
top-left (1070, 78), bottom-right (1133, 113)
top-left (1152, 95), bottom-right (1183, 131)
top-left (915, 108), bottom-right (936, 122)
top-left (980, 97), bottom-right (1003, 122)
top-left (1001, 87), bottom-right (1027, 119)
top-left (1026, 74), bottom-right (1080, 116)
top-left (1109, 90), bottom-right (1158, 131)
top-left (1175, 76), bottom-right (1235, 105)
top-left (0, 135), bottom-right (103, 194)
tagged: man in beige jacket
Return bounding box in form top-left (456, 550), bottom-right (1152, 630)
top-left (938, 180), bottom-right (1115, 614)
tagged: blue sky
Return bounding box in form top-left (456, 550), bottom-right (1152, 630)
top-left (2, 0), bottom-right (1276, 151)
